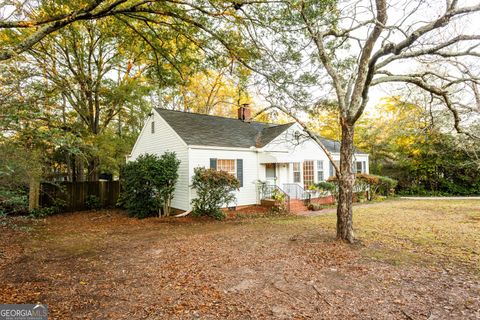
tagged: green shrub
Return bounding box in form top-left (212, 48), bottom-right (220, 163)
top-left (328, 173), bottom-right (397, 200)
top-left (376, 175), bottom-right (398, 196)
top-left (85, 195), bottom-right (101, 210)
top-left (315, 181), bottom-right (336, 193)
top-left (121, 153), bottom-right (180, 218)
top-left (0, 189), bottom-right (28, 215)
top-left (191, 168), bottom-right (240, 220)
top-left (29, 206), bottom-right (61, 218)
top-left (326, 177), bottom-right (341, 200)
top-left (307, 202), bottom-right (323, 211)
top-left (28, 197), bottom-right (66, 218)
top-left (271, 189), bottom-right (288, 214)
top-left (355, 191), bottom-right (367, 202)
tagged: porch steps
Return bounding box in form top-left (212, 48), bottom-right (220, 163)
top-left (289, 199), bottom-right (309, 213)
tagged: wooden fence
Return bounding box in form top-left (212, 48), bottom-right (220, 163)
top-left (40, 181), bottom-right (121, 212)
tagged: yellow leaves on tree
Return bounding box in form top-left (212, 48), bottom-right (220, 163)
top-left (165, 68), bottom-right (252, 118)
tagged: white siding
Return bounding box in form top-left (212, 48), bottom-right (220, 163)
top-left (263, 124), bottom-right (335, 187)
top-left (128, 109), bottom-right (190, 211)
top-left (353, 154), bottom-right (370, 174)
top-left (262, 123), bottom-right (369, 186)
top-left (189, 148), bottom-right (259, 208)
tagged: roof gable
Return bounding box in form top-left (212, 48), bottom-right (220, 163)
top-left (262, 123), bottom-right (368, 155)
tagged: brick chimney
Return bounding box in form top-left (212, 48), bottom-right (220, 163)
top-left (237, 103), bottom-right (251, 121)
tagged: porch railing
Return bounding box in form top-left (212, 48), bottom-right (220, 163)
top-left (259, 183), bottom-right (290, 213)
top-left (283, 183), bottom-right (312, 204)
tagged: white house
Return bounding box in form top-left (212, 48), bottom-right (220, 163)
top-left (128, 105), bottom-right (369, 212)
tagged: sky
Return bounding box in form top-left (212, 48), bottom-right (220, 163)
top-left (365, 0), bottom-right (480, 110)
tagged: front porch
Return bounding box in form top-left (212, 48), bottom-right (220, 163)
top-left (259, 160), bottom-right (327, 201)
top-left (257, 161), bottom-right (335, 213)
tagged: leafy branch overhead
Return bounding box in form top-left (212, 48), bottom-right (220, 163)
top-left (0, 0), bottom-right (252, 62)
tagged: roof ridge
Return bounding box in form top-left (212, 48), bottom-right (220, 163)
top-left (155, 107), bottom-right (284, 126)
top-left (261, 122), bottom-right (294, 130)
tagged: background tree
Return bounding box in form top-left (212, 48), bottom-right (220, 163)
top-left (25, 19), bottom-right (153, 180)
top-left (160, 67), bottom-right (251, 117)
top-left (1, 0), bottom-right (258, 183)
top-left (357, 97), bottom-right (480, 195)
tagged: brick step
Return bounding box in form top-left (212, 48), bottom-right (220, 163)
top-left (288, 199), bottom-right (309, 213)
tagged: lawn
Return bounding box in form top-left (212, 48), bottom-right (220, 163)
top-left (1, 199), bottom-right (479, 319)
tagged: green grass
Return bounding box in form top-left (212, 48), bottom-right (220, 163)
top-left (308, 199), bottom-right (480, 269)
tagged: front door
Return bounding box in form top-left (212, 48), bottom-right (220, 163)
top-left (265, 163), bottom-right (276, 185)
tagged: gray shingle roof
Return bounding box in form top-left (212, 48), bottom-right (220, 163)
top-left (155, 108), bottom-right (368, 154)
top-left (156, 108), bottom-right (293, 148)
top-left (316, 136), bottom-right (369, 155)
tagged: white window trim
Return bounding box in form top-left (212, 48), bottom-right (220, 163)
top-left (292, 162), bottom-right (301, 183)
top-left (355, 160), bottom-right (366, 174)
top-left (317, 160), bottom-right (324, 182)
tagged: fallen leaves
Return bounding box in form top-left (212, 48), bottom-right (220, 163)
top-left (0, 201), bottom-right (479, 319)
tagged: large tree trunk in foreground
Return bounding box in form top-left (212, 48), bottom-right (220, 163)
top-left (336, 119), bottom-right (355, 243)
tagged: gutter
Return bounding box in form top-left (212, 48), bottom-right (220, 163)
top-left (188, 145), bottom-right (257, 152)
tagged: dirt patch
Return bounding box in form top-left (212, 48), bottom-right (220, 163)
top-left (1, 202), bottom-right (479, 319)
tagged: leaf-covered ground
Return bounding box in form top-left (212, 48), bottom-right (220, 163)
top-left (1, 199), bottom-right (479, 319)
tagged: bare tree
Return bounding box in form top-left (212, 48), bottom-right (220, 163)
top-left (236, 0), bottom-right (480, 242)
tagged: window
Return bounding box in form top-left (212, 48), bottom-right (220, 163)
top-left (217, 159), bottom-right (236, 176)
top-left (265, 163), bottom-right (276, 181)
top-left (293, 162), bottom-right (301, 183)
top-left (355, 161), bottom-right (366, 173)
top-left (303, 160), bottom-right (314, 188)
top-left (151, 121), bottom-right (155, 134)
top-left (317, 160), bottom-right (324, 181)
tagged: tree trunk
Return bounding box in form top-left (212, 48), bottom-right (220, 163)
top-left (75, 156), bottom-right (85, 182)
top-left (164, 197), bottom-right (171, 217)
top-left (28, 177), bottom-right (40, 211)
top-left (88, 156), bottom-right (100, 181)
top-left (336, 119), bottom-right (355, 243)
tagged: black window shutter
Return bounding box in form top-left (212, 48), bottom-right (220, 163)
top-left (210, 158), bottom-right (217, 170)
top-left (236, 159), bottom-right (243, 187)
